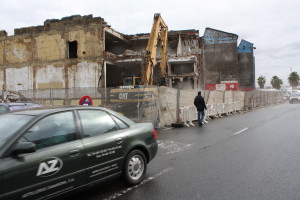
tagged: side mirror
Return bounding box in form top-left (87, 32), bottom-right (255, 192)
top-left (12, 142), bottom-right (36, 155)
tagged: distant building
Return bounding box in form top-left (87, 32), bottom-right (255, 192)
top-left (202, 28), bottom-right (239, 90)
top-left (238, 39), bottom-right (255, 90)
top-left (202, 28), bottom-right (255, 91)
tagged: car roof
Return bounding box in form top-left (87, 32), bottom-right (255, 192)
top-left (8, 106), bottom-right (117, 116)
top-left (0, 102), bottom-right (40, 106)
top-left (6, 106), bottom-right (136, 126)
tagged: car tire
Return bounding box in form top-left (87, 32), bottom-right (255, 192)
top-left (123, 150), bottom-right (147, 186)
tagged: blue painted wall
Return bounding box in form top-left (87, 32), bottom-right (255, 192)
top-left (203, 28), bottom-right (238, 44)
top-left (238, 39), bottom-right (254, 53)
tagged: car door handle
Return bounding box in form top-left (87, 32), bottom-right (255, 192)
top-left (115, 138), bottom-right (123, 144)
top-left (70, 149), bottom-right (80, 157)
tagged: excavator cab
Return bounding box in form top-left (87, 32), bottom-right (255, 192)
top-left (123, 76), bottom-right (142, 86)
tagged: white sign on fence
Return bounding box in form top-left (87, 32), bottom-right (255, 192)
top-left (216, 84), bottom-right (226, 91)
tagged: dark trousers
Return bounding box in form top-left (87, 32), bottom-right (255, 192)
top-left (197, 111), bottom-right (205, 125)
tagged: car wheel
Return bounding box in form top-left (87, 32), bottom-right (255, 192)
top-left (123, 150), bottom-right (147, 186)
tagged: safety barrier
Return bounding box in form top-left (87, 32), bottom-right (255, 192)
top-left (206, 104), bottom-right (218, 117)
top-left (16, 86), bottom-right (285, 128)
top-left (179, 101), bottom-right (243, 127)
top-left (178, 106), bottom-right (196, 127)
top-left (167, 89), bottom-right (284, 128)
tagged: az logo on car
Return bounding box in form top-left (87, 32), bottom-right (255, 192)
top-left (36, 157), bottom-right (63, 177)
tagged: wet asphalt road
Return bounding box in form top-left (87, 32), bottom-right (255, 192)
top-left (69, 103), bottom-right (300, 200)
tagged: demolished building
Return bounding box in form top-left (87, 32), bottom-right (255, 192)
top-left (106, 29), bottom-right (202, 89)
top-left (0, 14), bottom-right (255, 95)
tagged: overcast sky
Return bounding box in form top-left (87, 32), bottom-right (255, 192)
top-left (1, 0), bottom-right (299, 86)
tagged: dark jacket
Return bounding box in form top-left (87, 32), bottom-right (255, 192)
top-left (194, 95), bottom-right (207, 111)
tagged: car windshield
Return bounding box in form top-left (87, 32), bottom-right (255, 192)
top-left (0, 114), bottom-right (34, 148)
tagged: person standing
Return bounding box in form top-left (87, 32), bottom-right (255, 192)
top-left (194, 91), bottom-right (207, 127)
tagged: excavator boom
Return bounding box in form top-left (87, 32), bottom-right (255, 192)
top-left (142, 13), bottom-right (168, 85)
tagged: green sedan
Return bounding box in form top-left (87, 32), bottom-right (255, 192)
top-left (0, 106), bottom-right (158, 200)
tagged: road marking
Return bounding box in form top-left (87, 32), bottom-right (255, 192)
top-left (162, 127), bottom-right (173, 131)
top-left (103, 167), bottom-right (173, 200)
top-left (234, 128), bottom-right (249, 136)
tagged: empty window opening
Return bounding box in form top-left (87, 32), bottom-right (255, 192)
top-left (68, 41), bottom-right (78, 58)
top-left (171, 63), bottom-right (194, 75)
top-left (172, 77), bottom-right (194, 89)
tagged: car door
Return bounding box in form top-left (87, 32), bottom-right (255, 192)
top-left (77, 109), bottom-right (129, 183)
top-left (0, 111), bottom-right (86, 200)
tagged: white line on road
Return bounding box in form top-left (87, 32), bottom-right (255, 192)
top-left (103, 167), bottom-right (173, 200)
top-left (234, 128), bottom-right (249, 136)
top-left (162, 127), bottom-right (173, 131)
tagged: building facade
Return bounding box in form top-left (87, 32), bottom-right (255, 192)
top-left (0, 15), bottom-right (108, 92)
top-left (0, 15), bottom-right (255, 94)
top-left (238, 39), bottom-right (255, 89)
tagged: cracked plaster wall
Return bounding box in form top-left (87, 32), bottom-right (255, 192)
top-left (0, 15), bottom-right (105, 91)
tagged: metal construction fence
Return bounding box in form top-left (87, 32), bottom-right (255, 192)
top-left (17, 87), bottom-right (102, 103)
top-left (17, 87), bottom-right (160, 126)
top-left (3, 87), bottom-right (285, 128)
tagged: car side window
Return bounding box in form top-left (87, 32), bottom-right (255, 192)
top-left (78, 110), bottom-right (118, 137)
top-left (0, 106), bottom-right (7, 114)
top-left (111, 115), bottom-right (129, 129)
top-left (20, 111), bottom-right (77, 149)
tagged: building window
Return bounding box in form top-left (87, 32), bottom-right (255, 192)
top-left (68, 41), bottom-right (78, 58)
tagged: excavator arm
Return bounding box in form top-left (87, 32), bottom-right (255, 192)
top-left (141, 13), bottom-right (168, 86)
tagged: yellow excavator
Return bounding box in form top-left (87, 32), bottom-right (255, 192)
top-left (109, 13), bottom-right (168, 119)
top-left (141, 13), bottom-right (168, 86)
top-left (118, 13), bottom-right (168, 86)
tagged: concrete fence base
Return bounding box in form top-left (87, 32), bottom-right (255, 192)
top-left (158, 87), bottom-right (285, 128)
top-left (6, 86), bottom-right (285, 128)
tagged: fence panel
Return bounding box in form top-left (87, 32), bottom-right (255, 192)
top-left (18, 87), bottom-right (160, 127)
top-left (13, 87), bottom-right (286, 128)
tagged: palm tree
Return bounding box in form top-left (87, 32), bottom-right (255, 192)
top-left (270, 76), bottom-right (283, 90)
top-left (288, 71), bottom-right (299, 90)
top-left (257, 76), bottom-right (266, 89)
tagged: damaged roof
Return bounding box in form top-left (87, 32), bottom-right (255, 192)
top-left (125, 29), bottom-right (200, 40)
